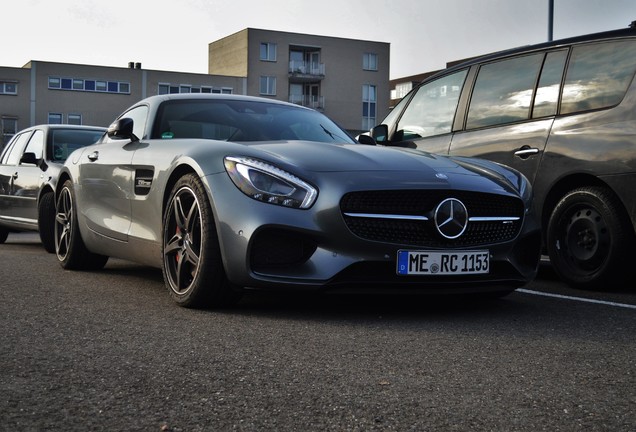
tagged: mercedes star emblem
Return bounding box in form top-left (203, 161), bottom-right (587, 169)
top-left (434, 198), bottom-right (468, 239)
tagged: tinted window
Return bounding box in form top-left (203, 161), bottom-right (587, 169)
top-left (152, 99), bottom-right (356, 144)
top-left (533, 50), bottom-right (568, 118)
top-left (395, 70), bottom-right (467, 140)
top-left (23, 129), bottom-right (45, 162)
top-left (561, 39), bottom-right (636, 114)
top-left (467, 53), bottom-right (544, 129)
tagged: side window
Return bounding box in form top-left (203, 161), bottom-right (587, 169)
top-left (466, 53), bottom-right (544, 129)
top-left (22, 130), bottom-right (45, 162)
top-left (1, 132), bottom-right (32, 165)
top-left (532, 50), bottom-right (568, 118)
top-left (395, 69), bottom-right (468, 140)
top-left (561, 40), bottom-right (636, 115)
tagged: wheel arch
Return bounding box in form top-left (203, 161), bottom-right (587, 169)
top-left (541, 173), bottom-right (630, 239)
top-left (162, 164), bottom-right (200, 218)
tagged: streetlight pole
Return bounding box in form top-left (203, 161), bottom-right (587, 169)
top-left (548, 0), bottom-right (554, 41)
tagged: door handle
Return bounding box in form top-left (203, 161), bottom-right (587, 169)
top-left (12, 171), bottom-right (18, 179)
top-left (514, 146), bottom-right (539, 159)
top-left (87, 151), bottom-right (99, 162)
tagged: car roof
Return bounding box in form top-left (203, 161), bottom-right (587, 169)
top-left (430, 22), bottom-right (636, 79)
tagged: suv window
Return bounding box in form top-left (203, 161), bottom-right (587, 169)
top-left (466, 53), bottom-right (544, 129)
top-left (395, 70), bottom-right (467, 140)
top-left (532, 50), bottom-right (568, 118)
top-left (561, 39), bottom-right (636, 114)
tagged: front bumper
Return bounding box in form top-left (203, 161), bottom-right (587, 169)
top-left (205, 171), bottom-right (541, 294)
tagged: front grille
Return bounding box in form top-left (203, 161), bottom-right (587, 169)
top-left (341, 190), bottom-right (524, 247)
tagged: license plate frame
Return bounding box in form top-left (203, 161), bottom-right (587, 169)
top-left (397, 250), bottom-right (490, 275)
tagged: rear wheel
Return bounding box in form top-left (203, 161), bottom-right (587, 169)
top-left (162, 173), bottom-right (241, 308)
top-left (38, 191), bottom-right (56, 253)
top-left (55, 180), bottom-right (109, 270)
top-left (546, 186), bottom-right (634, 290)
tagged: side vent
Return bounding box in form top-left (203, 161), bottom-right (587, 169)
top-left (135, 169), bottom-right (154, 195)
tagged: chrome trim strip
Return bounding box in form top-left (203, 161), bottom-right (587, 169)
top-left (344, 212), bottom-right (429, 221)
top-left (344, 213), bottom-right (520, 222)
top-left (469, 216), bottom-right (521, 222)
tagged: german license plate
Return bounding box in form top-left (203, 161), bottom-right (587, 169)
top-left (397, 250), bottom-right (489, 275)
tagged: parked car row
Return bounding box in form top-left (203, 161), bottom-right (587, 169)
top-left (1, 24), bottom-right (634, 307)
top-left (362, 22), bottom-right (636, 290)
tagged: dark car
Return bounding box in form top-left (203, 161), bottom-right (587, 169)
top-left (365, 23), bottom-right (636, 290)
top-left (0, 124), bottom-right (106, 251)
top-left (53, 94), bottom-right (540, 308)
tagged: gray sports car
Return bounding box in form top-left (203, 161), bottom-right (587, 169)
top-left (54, 94), bottom-right (541, 308)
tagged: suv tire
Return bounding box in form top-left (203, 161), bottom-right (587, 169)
top-left (547, 186), bottom-right (634, 289)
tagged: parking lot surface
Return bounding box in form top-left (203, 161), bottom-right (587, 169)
top-left (1, 233), bottom-right (635, 431)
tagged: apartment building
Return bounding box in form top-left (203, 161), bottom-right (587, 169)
top-left (0, 28), bottom-right (390, 149)
top-left (0, 61), bottom-right (246, 149)
top-left (209, 28), bottom-right (390, 135)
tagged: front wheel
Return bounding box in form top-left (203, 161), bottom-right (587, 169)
top-left (38, 191), bottom-right (56, 253)
top-left (162, 173), bottom-right (241, 308)
top-left (546, 186), bottom-right (634, 290)
top-left (55, 180), bottom-right (109, 270)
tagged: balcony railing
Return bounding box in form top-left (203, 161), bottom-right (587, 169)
top-left (288, 61), bottom-right (325, 79)
top-left (288, 95), bottom-right (325, 110)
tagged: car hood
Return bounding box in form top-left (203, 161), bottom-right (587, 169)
top-left (246, 141), bottom-right (525, 195)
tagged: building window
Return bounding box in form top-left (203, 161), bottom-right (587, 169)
top-left (48, 113), bottom-right (63, 124)
top-left (362, 84), bottom-right (377, 130)
top-left (48, 76), bottom-right (130, 94)
top-left (0, 82), bottom-right (18, 95)
top-left (363, 53), bottom-right (378, 71)
top-left (1, 117), bottom-right (17, 149)
top-left (260, 43), bottom-right (277, 62)
top-left (68, 114), bottom-right (82, 125)
top-left (260, 76), bottom-right (276, 95)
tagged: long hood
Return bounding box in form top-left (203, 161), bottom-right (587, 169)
top-left (246, 141), bottom-right (524, 196)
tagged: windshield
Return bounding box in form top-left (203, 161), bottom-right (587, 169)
top-left (152, 99), bottom-right (356, 144)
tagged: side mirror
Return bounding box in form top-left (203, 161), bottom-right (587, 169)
top-left (357, 134), bottom-right (376, 145)
top-left (371, 124), bottom-right (389, 144)
top-left (20, 152), bottom-right (38, 165)
top-left (107, 118), bottom-right (138, 141)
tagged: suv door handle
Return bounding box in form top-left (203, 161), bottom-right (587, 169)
top-left (514, 146), bottom-right (539, 159)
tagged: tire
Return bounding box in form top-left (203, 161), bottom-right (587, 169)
top-left (546, 186), bottom-right (634, 290)
top-left (0, 227), bottom-right (8, 244)
top-left (162, 173), bottom-right (241, 308)
top-left (55, 180), bottom-right (109, 270)
top-left (38, 191), bottom-right (56, 253)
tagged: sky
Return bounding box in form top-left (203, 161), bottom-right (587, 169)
top-left (3, 0), bottom-right (636, 79)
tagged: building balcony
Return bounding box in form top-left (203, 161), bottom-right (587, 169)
top-left (288, 61), bottom-right (325, 82)
top-left (288, 95), bottom-right (325, 111)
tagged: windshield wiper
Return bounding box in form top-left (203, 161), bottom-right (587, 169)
top-left (320, 124), bottom-right (336, 140)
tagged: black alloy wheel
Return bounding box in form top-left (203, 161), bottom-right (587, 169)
top-left (547, 186), bottom-right (634, 290)
top-left (162, 173), bottom-right (240, 308)
top-left (55, 180), bottom-right (108, 270)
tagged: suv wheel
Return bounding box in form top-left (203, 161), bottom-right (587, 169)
top-left (547, 186), bottom-right (634, 289)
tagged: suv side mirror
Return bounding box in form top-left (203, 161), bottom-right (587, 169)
top-left (371, 124), bottom-right (389, 144)
top-left (107, 118), bottom-right (138, 141)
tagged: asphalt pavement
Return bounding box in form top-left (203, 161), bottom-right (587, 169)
top-left (1, 233), bottom-right (635, 431)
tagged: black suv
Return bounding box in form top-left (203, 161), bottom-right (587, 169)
top-left (365, 23), bottom-right (636, 290)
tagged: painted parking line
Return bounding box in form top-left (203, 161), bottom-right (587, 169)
top-left (517, 288), bottom-right (636, 310)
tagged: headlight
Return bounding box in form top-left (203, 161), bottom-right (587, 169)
top-left (224, 156), bottom-right (318, 209)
